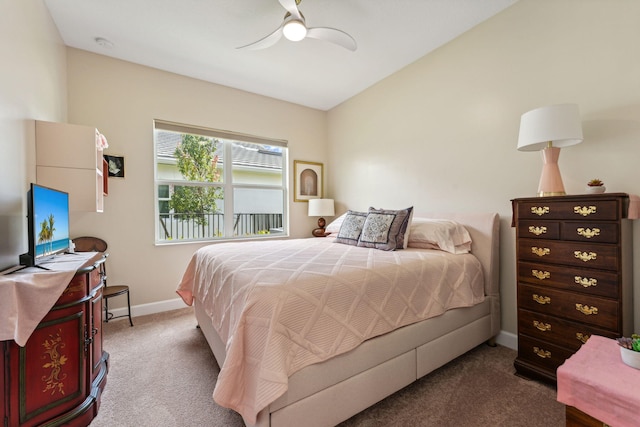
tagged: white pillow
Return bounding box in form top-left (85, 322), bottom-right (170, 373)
top-left (408, 218), bottom-right (472, 254)
top-left (325, 212), bottom-right (347, 235)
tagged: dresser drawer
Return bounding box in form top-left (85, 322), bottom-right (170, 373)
top-left (518, 238), bottom-right (619, 271)
top-left (517, 335), bottom-right (574, 374)
top-left (518, 309), bottom-right (618, 352)
top-left (517, 221), bottom-right (618, 243)
top-left (516, 200), bottom-right (620, 221)
top-left (518, 284), bottom-right (619, 330)
top-left (517, 221), bottom-right (560, 240)
top-left (517, 261), bottom-right (619, 298)
top-left (560, 222), bottom-right (618, 243)
top-left (54, 262), bottom-right (102, 306)
top-left (55, 270), bottom-right (90, 305)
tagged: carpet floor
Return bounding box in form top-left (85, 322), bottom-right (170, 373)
top-left (90, 307), bottom-right (564, 427)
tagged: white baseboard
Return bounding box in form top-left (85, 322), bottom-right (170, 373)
top-left (495, 330), bottom-right (517, 350)
top-left (105, 297), bottom-right (187, 321)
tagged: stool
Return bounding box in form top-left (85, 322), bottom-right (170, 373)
top-left (72, 236), bottom-right (134, 326)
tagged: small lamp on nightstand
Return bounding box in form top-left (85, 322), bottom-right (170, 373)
top-left (308, 198), bottom-right (334, 237)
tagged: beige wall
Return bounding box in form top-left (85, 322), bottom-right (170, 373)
top-left (66, 49), bottom-right (327, 309)
top-left (0, 0), bottom-right (67, 270)
top-left (327, 0), bottom-right (640, 338)
top-left (6, 0), bottom-right (639, 339)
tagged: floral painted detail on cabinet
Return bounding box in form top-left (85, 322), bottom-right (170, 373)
top-left (41, 330), bottom-right (68, 396)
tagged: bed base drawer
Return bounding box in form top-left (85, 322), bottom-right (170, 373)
top-left (270, 300), bottom-right (491, 412)
top-left (269, 350), bottom-right (416, 427)
top-left (416, 315), bottom-right (491, 378)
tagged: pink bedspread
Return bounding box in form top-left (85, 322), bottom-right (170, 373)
top-left (177, 238), bottom-right (485, 424)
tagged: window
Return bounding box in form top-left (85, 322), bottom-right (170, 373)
top-left (154, 120), bottom-right (288, 243)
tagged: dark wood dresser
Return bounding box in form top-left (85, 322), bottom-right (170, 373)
top-left (511, 193), bottom-right (633, 384)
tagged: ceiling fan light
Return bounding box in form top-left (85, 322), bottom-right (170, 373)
top-left (283, 20), bottom-right (307, 41)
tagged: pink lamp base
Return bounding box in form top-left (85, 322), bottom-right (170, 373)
top-left (537, 146), bottom-right (566, 197)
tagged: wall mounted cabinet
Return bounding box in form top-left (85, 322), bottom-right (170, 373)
top-left (35, 120), bottom-right (106, 212)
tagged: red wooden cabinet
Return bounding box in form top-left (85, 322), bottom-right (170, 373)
top-left (1, 254), bottom-right (109, 427)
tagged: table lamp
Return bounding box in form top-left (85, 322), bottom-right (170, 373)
top-left (308, 198), bottom-right (334, 237)
top-left (517, 104), bottom-right (583, 196)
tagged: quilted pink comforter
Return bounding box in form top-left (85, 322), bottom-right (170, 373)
top-left (176, 237), bottom-right (484, 423)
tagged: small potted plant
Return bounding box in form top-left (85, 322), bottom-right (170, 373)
top-left (586, 178), bottom-right (606, 194)
top-left (617, 334), bottom-right (640, 369)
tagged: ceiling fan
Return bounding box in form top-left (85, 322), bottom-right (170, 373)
top-left (237, 0), bottom-right (357, 51)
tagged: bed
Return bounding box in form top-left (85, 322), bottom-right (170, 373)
top-left (177, 211), bottom-right (500, 427)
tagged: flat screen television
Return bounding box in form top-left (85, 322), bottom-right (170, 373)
top-left (19, 183), bottom-right (70, 268)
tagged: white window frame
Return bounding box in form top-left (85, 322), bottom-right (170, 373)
top-left (154, 120), bottom-right (289, 244)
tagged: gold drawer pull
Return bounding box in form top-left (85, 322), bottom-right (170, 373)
top-left (531, 247), bottom-right (550, 257)
top-left (531, 206), bottom-right (550, 216)
top-left (577, 227), bottom-right (600, 239)
top-left (532, 270), bottom-right (550, 280)
top-left (533, 320), bottom-right (551, 331)
top-left (576, 333), bottom-right (590, 344)
top-left (576, 304), bottom-right (598, 315)
top-left (528, 226), bottom-right (547, 236)
top-left (574, 205), bottom-right (597, 216)
top-left (533, 294), bottom-right (551, 305)
top-left (575, 276), bottom-right (597, 288)
top-left (533, 346), bottom-right (551, 359)
top-left (574, 251), bottom-right (597, 262)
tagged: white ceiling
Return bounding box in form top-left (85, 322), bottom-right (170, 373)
top-left (44, 0), bottom-right (517, 111)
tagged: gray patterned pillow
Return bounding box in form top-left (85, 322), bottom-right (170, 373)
top-left (357, 206), bottom-right (413, 251)
top-left (335, 210), bottom-right (368, 246)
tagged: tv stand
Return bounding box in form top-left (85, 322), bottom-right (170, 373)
top-left (12, 251), bottom-right (82, 273)
top-left (15, 251), bottom-right (81, 272)
top-left (1, 252), bottom-right (109, 426)
top-left (9, 263), bottom-right (51, 274)
top-left (18, 252), bottom-right (35, 268)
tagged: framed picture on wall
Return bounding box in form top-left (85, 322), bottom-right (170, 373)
top-left (104, 154), bottom-right (125, 178)
top-left (294, 160), bottom-right (323, 202)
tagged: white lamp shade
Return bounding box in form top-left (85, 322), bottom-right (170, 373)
top-left (308, 199), bottom-right (335, 217)
top-left (517, 104), bottom-right (583, 151)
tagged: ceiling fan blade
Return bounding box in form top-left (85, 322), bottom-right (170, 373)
top-left (278, 0), bottom-right (303, 21)
top-left (237, 25), bottom-right (283, 50)
top-left (306, 27), bottom-right (357, 51)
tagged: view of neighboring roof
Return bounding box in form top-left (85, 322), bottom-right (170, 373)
top-left (155, 131), bottom-right (282, 170)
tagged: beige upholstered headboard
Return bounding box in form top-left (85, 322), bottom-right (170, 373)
top-left (415, 212), bottom-right (500, 334)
